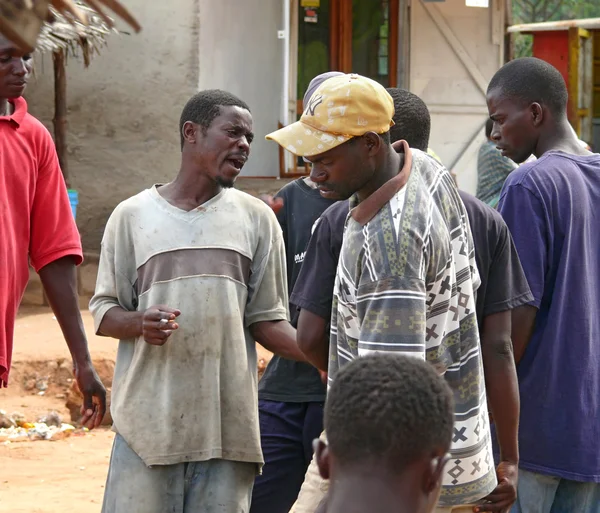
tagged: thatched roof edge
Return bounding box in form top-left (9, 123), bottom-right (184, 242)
top-left (36, 2), bottom-right (119, 66)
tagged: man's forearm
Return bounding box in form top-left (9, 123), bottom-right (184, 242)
top-left (97, 306), bottom-right (144, 340)
top-left (481, 330), bottom-right (520, 464)
top-left (297, 309), bottom-right (329, 371)
top-left (512, 305), bottom-right (538, 364)
top-left (298, 333), bottom-right (329, 371)
top-left (39, 257), bottom-right (92, 367)
top-left (251, 320), bottom-right (306, 361)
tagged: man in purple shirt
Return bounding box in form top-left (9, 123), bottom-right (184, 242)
top-left (487, 57), bottom-right (600, 512)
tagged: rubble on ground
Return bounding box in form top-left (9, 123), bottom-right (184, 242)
top-left (0, 409), bottom-right (80, 444)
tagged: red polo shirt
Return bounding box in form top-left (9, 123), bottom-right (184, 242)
top-left (0, 97), bottom-right (83, 386)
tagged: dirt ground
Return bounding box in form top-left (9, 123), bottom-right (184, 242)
top-left (1, 284), bottom-right (273, 512)
top-left (0, 305), bottom-right (117, 513)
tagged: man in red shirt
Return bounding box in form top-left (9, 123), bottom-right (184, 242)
top-left (0, 34), bottom-right (106, 428)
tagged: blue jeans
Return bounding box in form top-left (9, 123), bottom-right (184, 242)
top-left (102, 434), bottom-right (256, 513)
top-left (250, 400), bottom-right (324, 513)
top-left (512, 468), bottom-right (600, 513)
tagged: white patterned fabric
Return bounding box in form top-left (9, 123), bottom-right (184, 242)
top-left (329, 148), bottom-right (497, 506)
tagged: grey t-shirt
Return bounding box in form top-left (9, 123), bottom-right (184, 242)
top-left (90, 186), bottom-right (288, 467)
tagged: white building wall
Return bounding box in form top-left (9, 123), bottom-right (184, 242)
top-left (25, 0), bottom-right (284, 250)
top-left (197, 0), bottom-right (284, 178)
top-left (25, 0), bottom-right (200, 250)
top-left (409, 0), bottom-right (505, 194)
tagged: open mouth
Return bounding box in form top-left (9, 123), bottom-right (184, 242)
top-left (318, 187), bottom-right (337, 198)
top-left (227, 157), bottom-right (246, 171)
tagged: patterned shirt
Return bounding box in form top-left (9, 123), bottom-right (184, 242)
top-left (329, 145), bottom-right (497, 506)
top-left (476, 141), bottom-right (517, 208)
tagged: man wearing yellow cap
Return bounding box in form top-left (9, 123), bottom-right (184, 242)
top-left (266, 74), bottom-right (497, 512)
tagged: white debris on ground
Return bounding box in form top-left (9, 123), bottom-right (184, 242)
top-left (0, 409), bottom-right (82, 444)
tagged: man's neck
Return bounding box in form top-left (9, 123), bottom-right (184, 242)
top-left (356, 147), bottom-right (402, 203)
top-left (325, 472), bottom-right (426, 513)
top-left (159, 166), bottom-right (223, 211)
top-left (535, 118), bottom-right (591, 158)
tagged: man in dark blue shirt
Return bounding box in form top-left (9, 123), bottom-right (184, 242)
top-left (488, 57), bottom-right (600, 512)
top-left (250, 72), bottom-right (343, 513)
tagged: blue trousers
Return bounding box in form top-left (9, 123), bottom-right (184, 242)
top-left (102, 434), bottom-right (255, 513)
top-left (512, 468), bottom-right (600, 513)
top-left (250, 400), bottom-right (324, 513)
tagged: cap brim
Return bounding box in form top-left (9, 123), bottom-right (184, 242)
top-left (266, 120), bottom-right (353, 157)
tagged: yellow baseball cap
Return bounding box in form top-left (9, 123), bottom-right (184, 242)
top-left (266, 73), bottom-right (394, 157)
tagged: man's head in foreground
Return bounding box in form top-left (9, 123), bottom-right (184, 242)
top-left (0, 33), bottom-right (32, 100)
top-left (266, 73), bottom-right (396, 200)
top-left (315, 354), bottom-right (454, 513)
top-left (486, 57), bottom-right (569, 164)
top-left (179, 89), bottom-right (253, 188)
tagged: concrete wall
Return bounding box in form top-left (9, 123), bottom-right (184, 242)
top-left (26, 0), bottom-right (199, 251)
top-left (197, 0), bottom-right (284, 179)
top-left (25, 0), bottom-right (284, 252)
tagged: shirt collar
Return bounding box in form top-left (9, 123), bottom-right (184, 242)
top-left (350, 140), bottom-right (413, 226)
top-left (0, 96), bottom-right (27, 127)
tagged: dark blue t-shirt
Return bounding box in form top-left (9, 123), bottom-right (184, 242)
top-left (258, 178), bottom-right (336, 403)
top-left (499, 151), bottom-right (600, 482)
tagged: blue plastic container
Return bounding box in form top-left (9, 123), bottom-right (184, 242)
top-left (68, 189), bottom-right (78, 220)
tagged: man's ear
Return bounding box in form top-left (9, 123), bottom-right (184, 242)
top-left (314, 438), bottom-right (331, 480)
top-left (363, 131), bottom-right (382, 156)
top-left (182, 121), bottom-right (198, 146)
top-left (530, 102), bottom-right (544, 128)
top-left (422, 449), bottom-right (449, 494)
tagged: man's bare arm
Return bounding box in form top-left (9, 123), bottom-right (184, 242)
top-left (297, 309), bottom-right (329, 371)
top-left (98, 305), bottom-right (180, 346)
top-left (480, 310), bottom-right (519, 512)
top-left (251, 320), bottom-right (306, 361)
top-left (39, 256), bottom-right (106, 429)
top-left (511, 304), bottom-right (538, 364)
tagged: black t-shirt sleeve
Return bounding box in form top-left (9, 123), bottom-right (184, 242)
top-left (290, 214), bottom-right (338, 320)
top-left (483, 221), bottom-right (534, 317)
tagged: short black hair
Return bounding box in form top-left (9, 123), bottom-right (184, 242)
top-left (379, 130), bottom-right (391, 145)
top-left (179, 89), bottom-right (250, 149)
top-left (325, 354), bottom-right (454, 473)
top-left (487, 57), bottom-right (568, 117)
top-left (386, 88), bottom-right (431, 151)
top-left (485, 118), bottom-right (494, 139)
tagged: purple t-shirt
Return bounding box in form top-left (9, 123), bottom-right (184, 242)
top-left (499, 151), bottom-right (600, 482)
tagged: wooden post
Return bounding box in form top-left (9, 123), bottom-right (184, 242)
top-left (45, 49), bottom-right (82, 301)
top-left (53, 49), bottom-right (69, 188)
top-left (504, 0), bottom-right (514, 63)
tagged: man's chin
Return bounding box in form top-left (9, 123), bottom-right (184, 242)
top-left (510, 152), bottom-right (530, 165)
top-left (216, 177), bottom-right (236, 188)
top-left (6, 86), bottom-right (27, 99)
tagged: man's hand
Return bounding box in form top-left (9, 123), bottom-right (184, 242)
top-left (259, 194), bottom-right (284, 215)
top-left (142, 305), bottom-right (181, 346)
top-left (75, 362), bottom-right (107, 429)
top-left (475, 461), bottom-right (518, 513)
